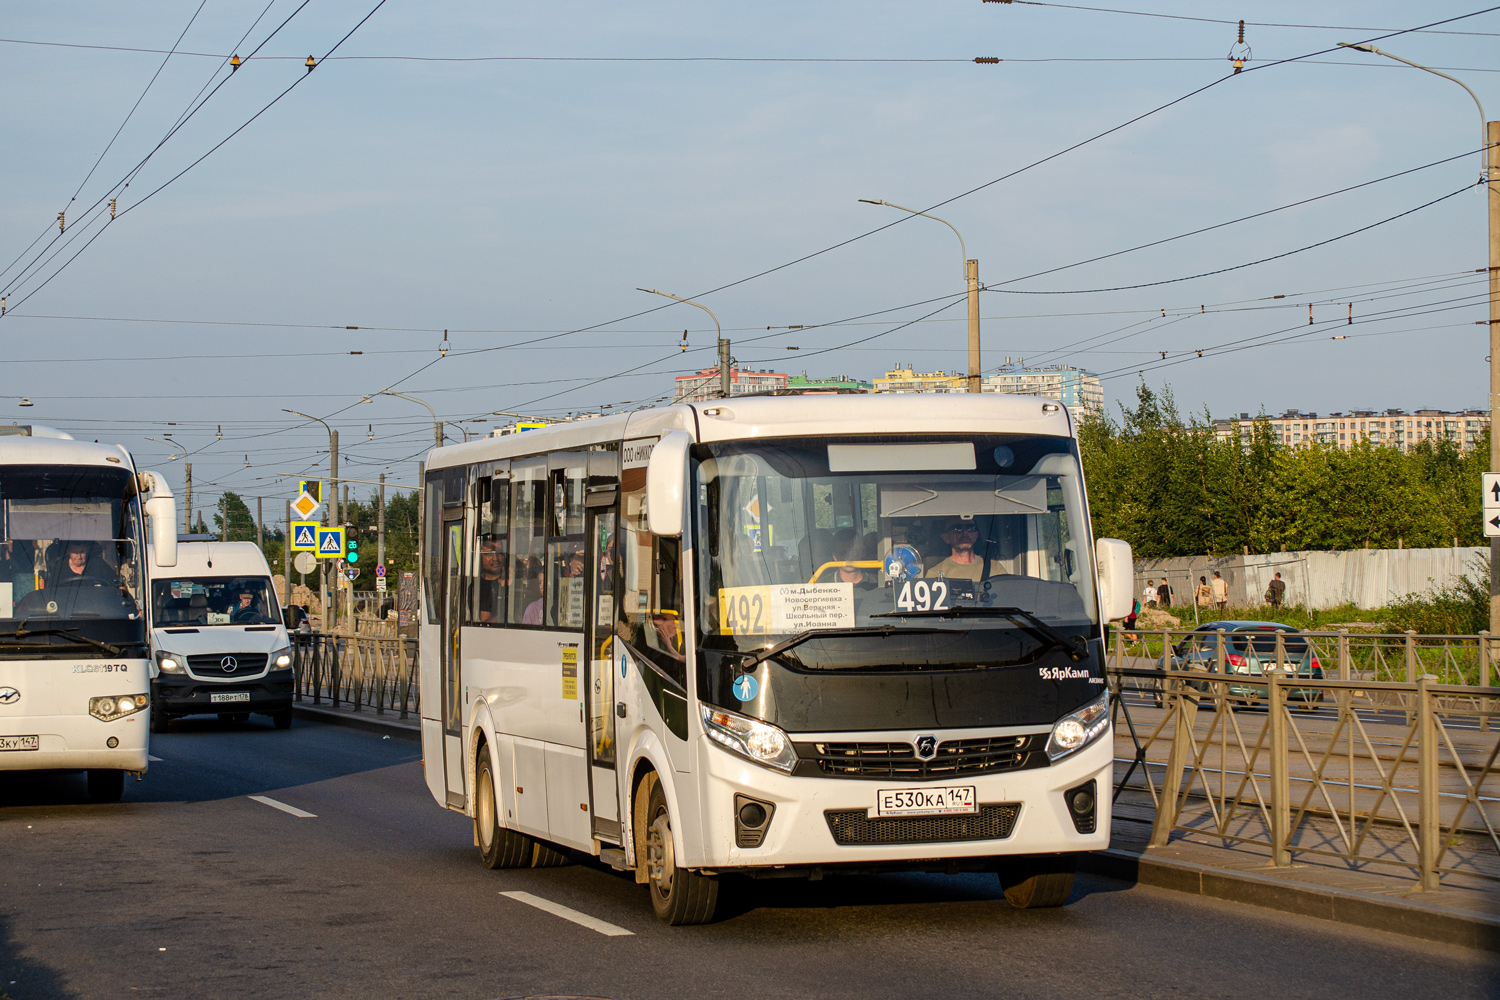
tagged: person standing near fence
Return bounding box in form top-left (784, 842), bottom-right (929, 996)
top-left (1266, 571), bottom-right (1286, 608)
top-left (1142, 579), bottom-right (1157, 609)
top-left (1157, 579), bottom-right (1171, 608)
top-left (1195, 575), bottom-right (1212, 609)
top-left (1211, 571), bottom-right (1228, 610)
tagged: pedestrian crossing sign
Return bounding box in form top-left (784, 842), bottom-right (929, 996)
top-left (316, 527), bottom-right (345, 559)
top-left (290, 520), bottom-right (320, 552)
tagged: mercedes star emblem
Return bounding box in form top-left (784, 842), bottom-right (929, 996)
top-left (220, 656), bottom-right (238, 673)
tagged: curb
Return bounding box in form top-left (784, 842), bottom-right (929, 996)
top-left (292, 703), bottom-right (421, 742)
top-left (1081, 848), bottom-right (1500, 953)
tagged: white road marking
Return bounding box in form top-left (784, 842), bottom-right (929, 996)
top-left (247, 795), bottom-right (316, 818)
top-left (148, 755), bottom-right (163, 762)
top-left (500, 890), bottom-right (634, 937)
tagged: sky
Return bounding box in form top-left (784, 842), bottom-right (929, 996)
top-left (2, 1), bottom-right (1497, 516)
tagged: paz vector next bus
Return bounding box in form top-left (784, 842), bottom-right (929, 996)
top-left (417, 394), bottom-right (1133, 924)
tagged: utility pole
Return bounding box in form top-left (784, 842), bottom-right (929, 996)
top-left (327, 429), bottom-right (339, 632)
top-left (1489, 120), bottom-right (1499, 634)
top-left (256, 496), bottom-right (263, 552)
top-left (283, 499), bottom-right (291, 607)
top-left (378, 473), bottom-right (386, 572)
top-left (219, 496), bottom-right (226, 542)
top-left (718, 337), bottom-right (732, 399)
top-left (183, 463), bottom-right (192, 533)
top-left (966, 258), bottom-right (982, 393)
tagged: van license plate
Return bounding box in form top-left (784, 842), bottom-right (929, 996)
top-left (875, 785), bottom-right (977, 817)
top-left (0, 735), bottom-right (39, 751)
top-left (210, 692), bottom-right (250, 704)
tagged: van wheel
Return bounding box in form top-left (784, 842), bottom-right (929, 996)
top-left (997, 854), bottom-right (1076, 909)
top-left (644, 780), bottom-right (718, 924)
top-left (271, 709), bottom-right (293, 730)
top-left (150, 705), bottom-right (171, 733)
top-left (86, 769), bottom-right (125, 803)
top-left (475, 750), bottom-right (537, 869)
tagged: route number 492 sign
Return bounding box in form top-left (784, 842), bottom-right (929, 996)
top-left (896, 579), bottom-right (949, 613)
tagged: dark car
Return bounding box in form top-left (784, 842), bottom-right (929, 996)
top-left (1154, 620), bottom-right (1324, 706)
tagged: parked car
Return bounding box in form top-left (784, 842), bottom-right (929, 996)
top-left (1153, 620), bottom-right (1323, 706)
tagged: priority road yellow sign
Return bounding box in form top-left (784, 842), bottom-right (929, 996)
top-left (290, 521), bottom-right (320, 551)
top-left (291, 491), bottom-right (320, 520)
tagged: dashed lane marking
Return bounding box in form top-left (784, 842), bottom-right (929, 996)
top-left (248, 795), bottom-right (316, 818)
top-left (500, 890), bottom-right (634, 937)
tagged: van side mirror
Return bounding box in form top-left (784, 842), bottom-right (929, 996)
top-left (1094, 538), bottom-right (1134, 621)
top-left (140, 470), bottom-right (178, 568)
top-left (645, 431), bottom-right (692, 537)
top-left (283, 606), bottom-right (304, 630)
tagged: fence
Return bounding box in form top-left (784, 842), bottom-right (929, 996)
top-left (1109, 628), bottom-right (1500, 890)
top-left (292, 632), bottom-right (420, 719)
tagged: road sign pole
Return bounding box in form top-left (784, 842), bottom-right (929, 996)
top-left (283, 499), bottom-right (291, 607)
top-left (1490, 121), bottom-right (1500, 635)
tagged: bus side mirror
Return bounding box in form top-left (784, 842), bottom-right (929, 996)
top-left (646, 431), bottom-right (692, 537)
top-left (1095, 538), bottom-right (1133, 621)
top-left (140, 470), bottom-right (178, 568)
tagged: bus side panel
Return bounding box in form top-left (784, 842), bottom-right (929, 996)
top-left (544, 744), bottom-right (592, 851)
top-left (513, 736), bottom-right (551, 838)
top-left (421, 717), bottom-right (446, 807)
top-left (480, 628), bottom-right (585, 749)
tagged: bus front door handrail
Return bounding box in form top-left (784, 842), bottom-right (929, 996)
top-left (617, 638), bottom-right (688, 694)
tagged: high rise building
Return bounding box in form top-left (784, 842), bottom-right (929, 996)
top-left (673, 367), bottom-right (790, 403)
top-left (981, 364), bottom-right (1103, 424)
top-left (1212, 408), bottom-right (1491, 454)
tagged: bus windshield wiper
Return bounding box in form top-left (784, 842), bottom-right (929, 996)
top-left (870, 606), bottom-right (1089, 661)
top-left (0, 623), bottom-right (125, 656)
top-left (740, 625), bottom-right (955, 670)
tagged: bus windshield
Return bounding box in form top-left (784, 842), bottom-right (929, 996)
top-left (694, 434), bottom-right (1096, 661)
top-left (0, 464), bottom-right (146, 653)
top-left (151, 576), bottom-right (280, 626)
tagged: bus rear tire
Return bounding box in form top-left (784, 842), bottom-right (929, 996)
top-left (997, 854), bottom-right (1077, 909)
top-left (475, 750), bottom-right (537, 869)
top-left (644, 781), bottom-right (718, 925)
top-left (529, 840), bottom-right (570, 868)
top-left (86, 768), bottom-right (125, 803)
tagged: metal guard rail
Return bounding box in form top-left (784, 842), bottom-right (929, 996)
top-left (291, 632), bottom-right (420, 719)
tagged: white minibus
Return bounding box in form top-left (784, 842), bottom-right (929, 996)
top-left (0, 426), bottom-right (177, 801)
top-left (418, 395), bottom-right (1133, 923)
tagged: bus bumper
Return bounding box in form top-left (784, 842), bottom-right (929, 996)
top-left (690, 728), bottom-right (1112, 870)
top-left (0, 715), bottom-right (149, 771)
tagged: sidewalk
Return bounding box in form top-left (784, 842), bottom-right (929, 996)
top-left (288, 700), bottom-right (1500, 950)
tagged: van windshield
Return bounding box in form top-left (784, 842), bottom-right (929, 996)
top-left (152, 576), bottom-right (280, 626)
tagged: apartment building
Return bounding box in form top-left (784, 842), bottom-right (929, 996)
top-left (1213, 408), bottom-right (1490, 454)
top-left (872, 366), bottom-right (967, 394)
top-left (786, 372), bottom-right (873, 393)
top-left (672, 367), bottom-right (790, 403)
top-left (981, 364), bottom-right (1104, 424)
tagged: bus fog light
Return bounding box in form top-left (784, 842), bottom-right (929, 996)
top-left (701, 706), bottom-right (798, 773)
top-left (91, 694), bottom-right (150, 722)
top-left (106, 737), bottom-right (119, 749)
top-left (1046, 692), bottom-right (1110, 761)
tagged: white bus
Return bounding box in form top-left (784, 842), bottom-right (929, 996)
top-left (0, 426), bottom-right (178, 801)
top-left (418, 395), bottom-right (1132, 923)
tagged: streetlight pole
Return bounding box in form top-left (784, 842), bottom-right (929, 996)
top-left (379, 390), bottom-right (444, 449)
top-left (638, 288), bottom-right (731, 399)
top-left (284, 408), bottom-right (340, 631)
top-left (1338, 43), bottom-right (1499, 633)
top-left (861, 198), bottom-right (982, 393)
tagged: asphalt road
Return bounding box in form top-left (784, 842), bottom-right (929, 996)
top-left (2, 716), bottom-right (1497, 1000)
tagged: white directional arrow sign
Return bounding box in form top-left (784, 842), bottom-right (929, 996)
top-left (1487, 513), bottom-right (1500, 539)
top-left (1485, 474), bottom-right (1500, 537)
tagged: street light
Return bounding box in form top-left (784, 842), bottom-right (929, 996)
top-left (638, 288), bottom-right (732, 399)
top-left (1338, 42), bottom-right (1499, 635)
top-left (146, 437), bottom-right (186, 462)
top-left (861, 198), bottom-right (982, 393)
top-left (283, 407), bottom-right (341, 632)
top-left (379, 389), bottom-right (444, 449)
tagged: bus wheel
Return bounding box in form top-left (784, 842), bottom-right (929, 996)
top-left (530, 840), bottom-right (570, 868)
top-left (475, 750), bottom-right (535, 869)
top-left (271, 709), bottom-right (293, 730)
top-left (86, 769), bottom-right (125, 803)
top-left (644, 781), bottom-right (718, 925)
top-left (997, 854), bottom-right (1076, 908)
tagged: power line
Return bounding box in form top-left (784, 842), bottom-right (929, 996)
top-left (993, 1), bottom-right (1500, 36)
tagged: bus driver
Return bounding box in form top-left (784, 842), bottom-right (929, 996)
top-left (925, 517), bottom-right (983, 583)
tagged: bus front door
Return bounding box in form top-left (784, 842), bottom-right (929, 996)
top-left (440, 515), bottom-right (466, 808)
top-left (585, 503), bottom-right (621, 841)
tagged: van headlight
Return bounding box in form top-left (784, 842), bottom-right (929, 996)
top-left (155, 650), bottom-right (184, 673)
top-left (700, 705), bottom-right (797, 773)
top-left (270, 646), bottom-right (292, 670)
top-left (1046, 692), bottom-right (1110, 761)
top-left (91, 694), bottom-right (149, 722)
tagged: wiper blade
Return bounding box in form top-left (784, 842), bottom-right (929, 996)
top-left (0, 623), bottom-right (125, 656)
top-left (870, 606), bottom-right (1089, 661)
top-left (740, 625), bottom-right (955, 670)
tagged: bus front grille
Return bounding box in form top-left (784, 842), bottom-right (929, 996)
top-left (824, 803), bottom-right (1020, 846)
top-left (797, 736), bottom-right (1046, 779)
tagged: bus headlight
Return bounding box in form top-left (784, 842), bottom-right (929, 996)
top-left (91, 694), bottom-right (149, 722)
top-left (701, 705), bottom-right (797, 773)
top-left (155, 650), bottom-right (184, 673)
top-left (1046, 692), bottom-right (1110, 761)
top-left (270, 646), bottom-right (292, 670)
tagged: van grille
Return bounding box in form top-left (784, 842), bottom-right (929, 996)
top-left (187, 653), bottom-right (269, 678)
top-left (824, 803), bottom-right (1020, 846)
top-left (795, 735), bottom-right (1047, 779)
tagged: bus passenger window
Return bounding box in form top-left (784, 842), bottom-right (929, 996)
top-left (546, 463), bottom-right (587, 628)
top-left (472, 476), bottom-right (509, 624)
top-left (509, 460), bottom-right (547, 625)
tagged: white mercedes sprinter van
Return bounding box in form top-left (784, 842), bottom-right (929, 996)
top-left (147, 538), bottom-right (294, 730)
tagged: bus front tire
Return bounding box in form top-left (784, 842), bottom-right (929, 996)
top-left (644, 781), bottom-right (718, 925)
top-left (475, 751), bottom-right (538, 869)
top-left (86, 768), bottom-right (125, 803)
top-left (997, 854), bottom-right (1077, 909)
top-left (271, 709), bottom-right (293, 730)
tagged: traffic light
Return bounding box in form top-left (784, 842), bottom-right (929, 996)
top-left (347, 535), bottom-right (359, 564)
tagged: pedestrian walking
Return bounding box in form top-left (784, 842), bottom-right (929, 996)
top-left (1195, 575), bottom-right (1213, 608)
top-left (1157, 580), bottom-right (1171, 608)
top-left (1141, 579), bottom-right (1157, 609)
top-left (1265, 571), bottom-right (1286, 608)
top-left (1211, 571), bottom-right (1228, 611)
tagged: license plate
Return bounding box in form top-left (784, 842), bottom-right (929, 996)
top-left (875, 785), bottom-right (978, 817)
top-left (210, 692), bottom-right (250, 704)
top-left (0, 735), bottom-right (39, 752)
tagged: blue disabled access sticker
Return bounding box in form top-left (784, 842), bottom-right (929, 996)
top-left (732, 674), bottom-right (759, 702)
